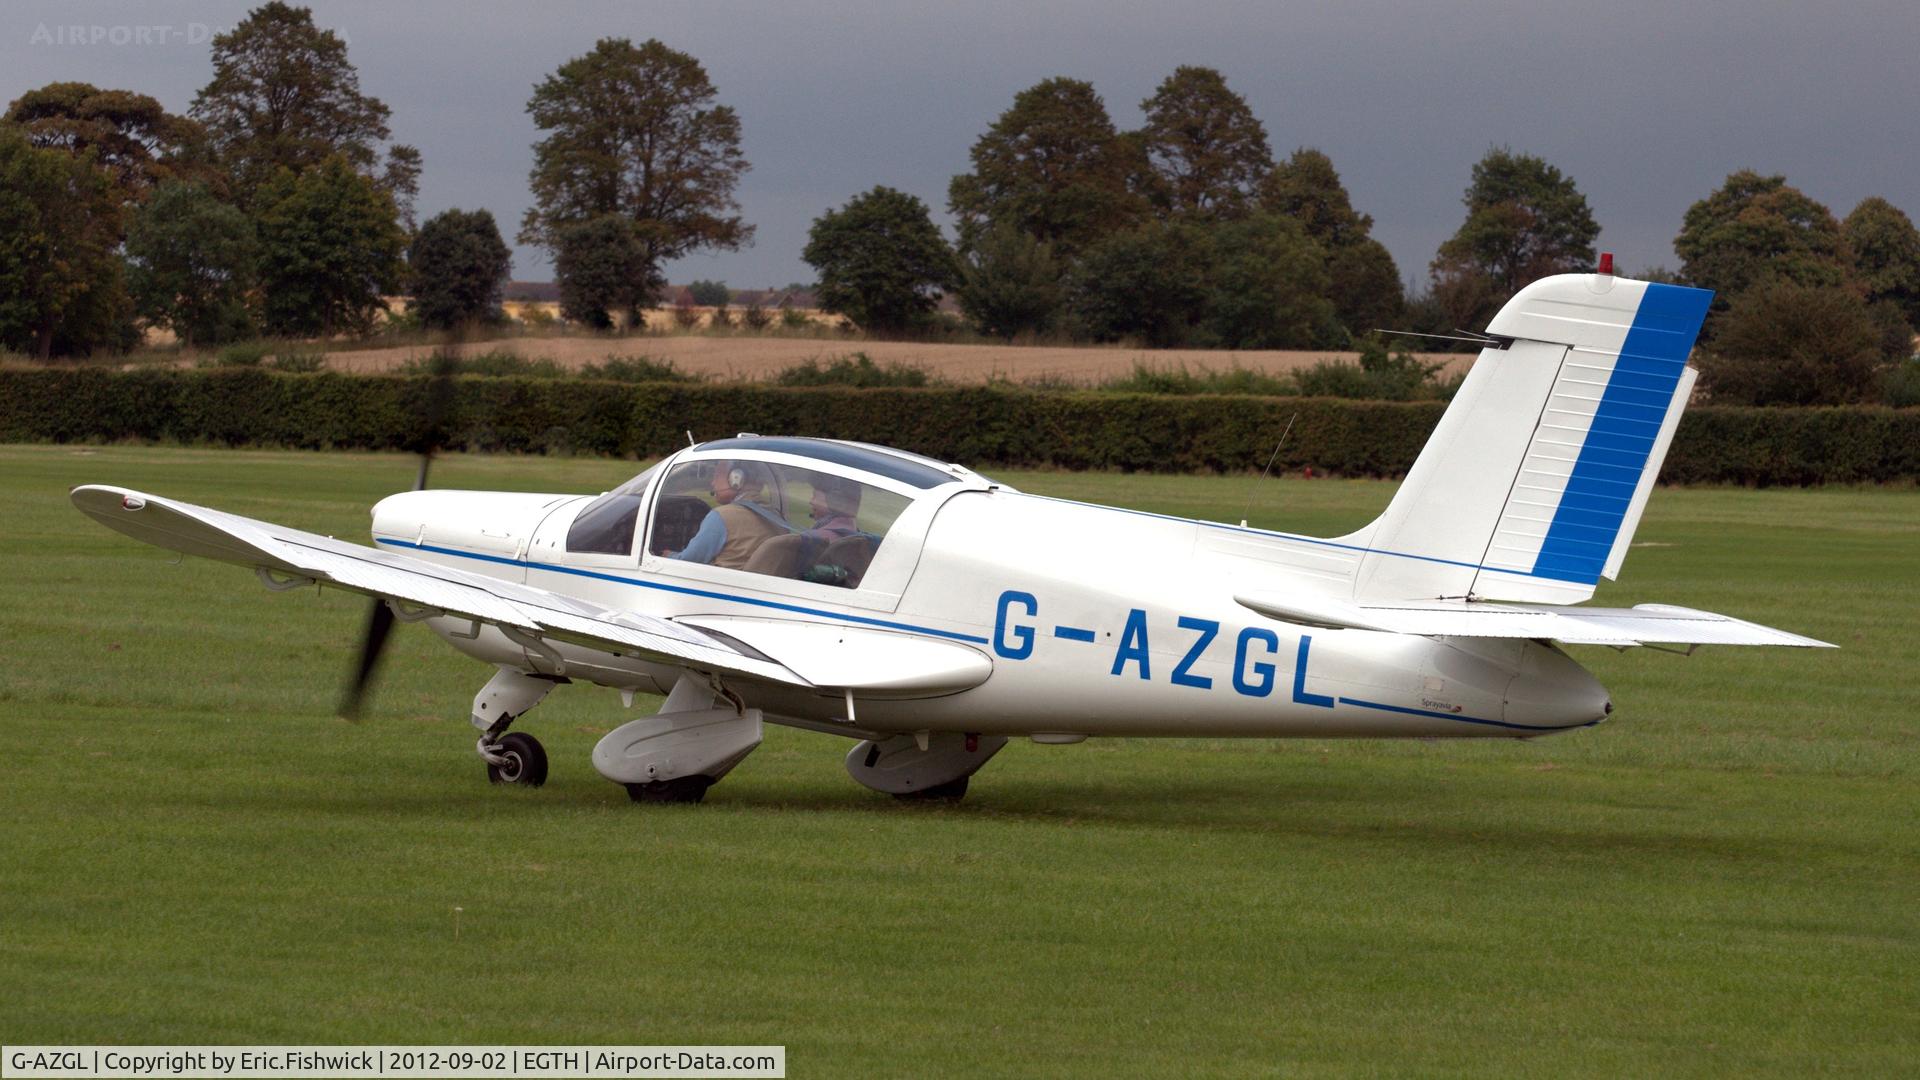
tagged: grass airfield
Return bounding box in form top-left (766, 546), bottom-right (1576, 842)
top-left (1, 444), bottom-right (1914, 1077)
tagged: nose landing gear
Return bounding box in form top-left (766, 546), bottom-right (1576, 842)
top-left (483, 731), bottom-right (549, 787)
top-left (471, 666), bottom-right (561, 788)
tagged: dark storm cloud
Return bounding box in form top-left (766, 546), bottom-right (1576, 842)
top-left (7, 0), bottom-right (1917, 293)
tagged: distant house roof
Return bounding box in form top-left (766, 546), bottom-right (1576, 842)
top-left (503, 281), bottom-right (561, 302)
top-left (729, 287), bottom-right (817, 309)
top-left (657, 286), bottom-right (819, 309)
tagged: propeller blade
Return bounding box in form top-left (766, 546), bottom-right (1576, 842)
top-left (338, 598), bottom-right (396, 720)
top-left (409, 348), bottom-right (458, 490)
top-left (344, 344), bottom-right (457, 718)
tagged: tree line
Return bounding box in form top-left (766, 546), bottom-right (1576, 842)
top-left (3, 5), bottom-right (1916, 407)
top-left (0, 7), bottom-right (748, 357)
top-left (805, 74), bottom-right (1920, 405)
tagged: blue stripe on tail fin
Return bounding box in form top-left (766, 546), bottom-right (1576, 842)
top-left (1529, 283), bottom-right (1712, 584)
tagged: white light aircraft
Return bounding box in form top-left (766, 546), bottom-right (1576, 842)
top-left (73, 269), bottom-right (1832, 803)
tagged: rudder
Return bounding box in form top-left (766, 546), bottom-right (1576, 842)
top-left (1342, 273), bottom-right (1713, 605)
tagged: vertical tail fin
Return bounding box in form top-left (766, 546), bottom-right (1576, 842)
top-left (1343, 274), bottom-right (1713, 605)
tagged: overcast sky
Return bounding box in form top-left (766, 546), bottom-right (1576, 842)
top-left (8, 0), bottom-right (1918, 292)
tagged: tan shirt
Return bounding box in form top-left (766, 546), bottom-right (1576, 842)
top-left (711, 502), bottom-right (788, 570)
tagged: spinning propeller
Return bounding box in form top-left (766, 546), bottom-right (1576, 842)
top-left (338, 350), bottom-right (459, 719)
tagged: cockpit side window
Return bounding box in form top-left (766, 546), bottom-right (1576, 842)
top-left (648, 459), bottom-right (908, 588)
top-left (565, 462), bottom-right (661, 556)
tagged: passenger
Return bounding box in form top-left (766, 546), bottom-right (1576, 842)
top-left (794, 475), bottom-right (869, 586)
top-left (802, 475), bottom-right (862, 543)
top-left (667, 461), bottom-right (792, 569)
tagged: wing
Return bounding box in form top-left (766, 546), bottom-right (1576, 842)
top-left (72, 484), bottom-right (810, 687)
top-left (1235, 591), bottom-right (1832, 649)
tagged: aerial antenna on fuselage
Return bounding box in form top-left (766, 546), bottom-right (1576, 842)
top-left (1239, 412), bottom-right (1297, 529)
top-left (686, 430), bottom-right (696, 447)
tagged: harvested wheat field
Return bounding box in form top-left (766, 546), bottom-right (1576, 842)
top-left (324, 333), bottom-right (1476, 385)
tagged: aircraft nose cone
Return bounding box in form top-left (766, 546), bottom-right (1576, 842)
top-left (1506, 642), bottom-right (1612, 729)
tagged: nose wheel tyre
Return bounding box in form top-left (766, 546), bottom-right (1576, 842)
top-left (487, 732), bottom-right (549, 787)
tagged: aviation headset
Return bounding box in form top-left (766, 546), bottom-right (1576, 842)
top-left (712, 461), bottom-right (758, 502)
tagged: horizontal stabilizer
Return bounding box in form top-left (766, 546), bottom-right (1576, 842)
top-left (1236, 591), bottom-right (1832, 648)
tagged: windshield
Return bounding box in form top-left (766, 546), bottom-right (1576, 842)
top-left (564, 461), bottom-right (663, 556)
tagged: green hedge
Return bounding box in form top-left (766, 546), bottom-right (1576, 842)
top-left (2, 367), bottom-right (1915, 483)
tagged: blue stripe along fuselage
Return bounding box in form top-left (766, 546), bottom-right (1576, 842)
top-left (373, 538), bottom-right (992, 644)
top-left (385, 535), bottom-right (1595, 733)
top-left (1530, 282), bottom-right (1713, 584)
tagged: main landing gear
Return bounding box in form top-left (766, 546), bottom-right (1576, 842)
top-left (590, 674), bottom-right (763, 804)
top-left (464, 667), bottom-right (1002, 806)
top-left (845, 731), bottom-right (1007, 802)
top-left (471, 667), bottom-right (559, 788)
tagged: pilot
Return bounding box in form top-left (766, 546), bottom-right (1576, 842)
top-left (667, 461), bottom-right (792, 569)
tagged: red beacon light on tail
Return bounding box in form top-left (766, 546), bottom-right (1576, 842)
top-left (1597, 251), bottom-right (1615, 275)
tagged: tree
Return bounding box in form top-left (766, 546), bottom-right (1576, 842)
top-left (1326, 238), bottom-right (1405, 337)
top-left (381, 144), bottom-right (422, 232)
top-left (554, 215), bottom-right (655, 329)
top-left (1137, 66), bottom-right (1273, 219)
top-left (1674, 171), bottom-right (1848, 300)
top-left (802, 187), bottom-right (957, 334)
top-left (1262, 148), bottom-right (1402, 335)
top-left (956, 222), bottom-right (1065, 340)
top-left (4, 81), bottom-right (208, 198)
top-left (1064, 224), bottom-right (1207, 346)
top-left (0, 128), bottom-right (133, 358)
top-left (409, 209), bottom-right (512, 329)
top-left (190, 2), bottom-right (417, 206)
top-left (1420, 267), bottom-right (1502, 339)
top-left (687, 280), bottom-right (731, 307)
top-left (1198, 214), bottom-right (1338, 349)
top-left (125, 180), bottom-right (258, 347)
top-left (1261, 148), bottom-right (1370, 249)
top-left (947, 77), bottom-right (1145, 256)
top-left (521, 37), bottom-right (751, 294)
top-left (1695, 282), bottom-right (1885, 405)
top-left (1843, 197), bottom-right (1920, 328)
top-left (1865, 300), bottom-right (1917, 364)
top-left (253, 156), bottom-right (408, 336)
top-left (1431, 148), bottom-right (1599, 328)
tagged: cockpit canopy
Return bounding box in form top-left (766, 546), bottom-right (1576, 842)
top-left (563, 437), bottom-right (999, 590)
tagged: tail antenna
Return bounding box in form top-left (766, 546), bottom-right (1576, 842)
top-left (1373, 328), bottom-right (1503, 347)
top-left (1239, 412), bottom-right (1298, 528)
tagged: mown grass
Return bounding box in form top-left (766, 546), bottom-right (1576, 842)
top-left (0, 445), bottom-right (1913, 1077)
